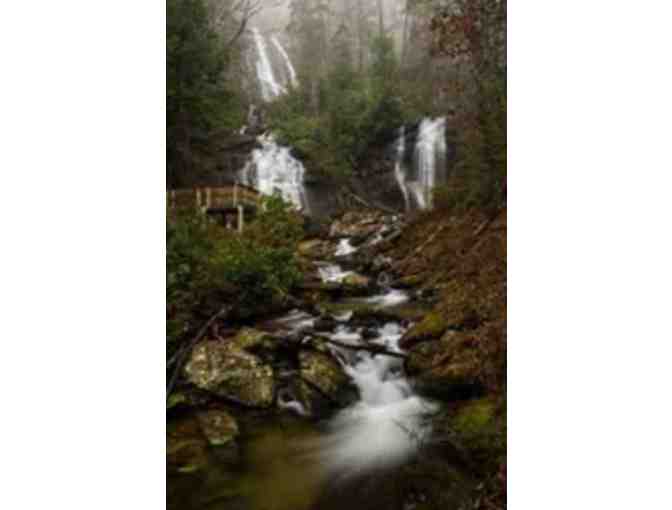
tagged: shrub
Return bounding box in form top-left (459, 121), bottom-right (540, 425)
top-left (167, 199), bottom-right (303, 357)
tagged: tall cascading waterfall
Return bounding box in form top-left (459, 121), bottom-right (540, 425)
top-left (240, 29), bottom-right (310, 211)
top-left (239, 133), bottom-right (310, 213)
top-left (411, 117), bottom-right (447, 210)
top-left (250, 27), bottom-right (298, 101)
top-left (271, 36), bottom-right (299, 89)
top-left (251, 27), bottom-right (286, 101)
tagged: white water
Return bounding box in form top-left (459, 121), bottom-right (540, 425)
top-left (267, 284), bottom-right (433, 475)
top-left (412, 117), bottom-right (447, 210)
top-left (251, 28), bottom-right (286, 101)
top-left (393, 126), bottom-right (412, 212)
top-left (335, 238), bottom-right (357, 257)
top-left (323, 303), bottom-right (435, 473)
top-left (239, 133), bottom-right (310, 212)
top-left (317, 263), bottom-right (354, 284)
top-left (393, 117), bottom-right (447, 211)
top-left (271, 36), bottom-right (299, 89)
top-left (365, 288), bottom-right (409, 307)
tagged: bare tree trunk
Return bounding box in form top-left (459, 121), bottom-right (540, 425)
top-left (400, 0), bottom-right (410, 68)
top-left (377, 0), bottom-right (385, 36)
top-left (357, 0), bottom-right (365, 72)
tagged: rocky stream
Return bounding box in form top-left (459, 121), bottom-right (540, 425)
top-left (167, 211), bottom-right (487, 510)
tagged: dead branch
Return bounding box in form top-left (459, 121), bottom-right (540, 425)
top-left (312, 334), bottom-right (407, 359)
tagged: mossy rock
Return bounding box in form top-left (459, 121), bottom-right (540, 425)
top-left (167, 392), bottom-right (187, 410)
top-left (184, 341), bottom-right (275, 408)
top-left (341, 274), bottom-right (373, 296)
top-left (395, 273), bottom-right (426, 289)
top-left (196, 410), bottom-right (239, 446)
top-left (400, 311), bottom-right (448, 349)
top-left (342, 273), bottom-right (371, 289)
top-left (405, 330), bottom-right (482, 400)
top-left (298, 239), bottom-right (333, 259)
top-left (450, 398), bottom-right (505, 473)
top-left (167, 437), bottom-right (208, 474)
top-left (453, 399), bottom-right (495, 437)
top-left (230, 328), bottom-right (274, 351)
top-left (299, 351), bottom-right (357, 406)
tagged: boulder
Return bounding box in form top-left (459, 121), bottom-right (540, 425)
top-left (298, 239), bottom-right (333, 259)
top-left (299, 351), bottom-right (358, 407)
top-left (314, 316), bottom-right (337, 332)
top-left (184, 340), bottom-right (275, 408)
top-left (341, 273), bottom-right (372, 296)
top-left (196, 410), bottom-right (239, 447)
top-left (405, 330), bottom-right (482, 401)
top-left (399, 311), bottom-right (448, 350)
top-left (166, 437), bottom-right (208, 474)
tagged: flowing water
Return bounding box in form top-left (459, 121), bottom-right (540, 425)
top-left (393, 117), bottom-right (447, 211)
top-left (168, 258), bottom-right (436, 510)
top-left (270, 36), bottom-right (299, 89)
top-left (250, 28), bottom-right (298, 102)
top-left (251, 27), bottom-right (286, 101)
top-left (239, 133), bottom-right (310, 212)
top-left (394, 126), bottom-right (412, 212)
top-left (334, 238), bottom-right (357, 257)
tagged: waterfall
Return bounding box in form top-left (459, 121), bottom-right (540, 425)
top-left (271, 36), bottom-right (299, 89)
top-left (392, 117), bottom-right (447, 211)
top-left (250, 28), bottom-right (298, 102)
top-left (239, 133), bottom-right (310, 212)
top-left (251, 27), bottom-right (286, 101)
top-left (412, 117), bottom-right (447, 210)
top-left (393, 127), bottom-right (411, 212)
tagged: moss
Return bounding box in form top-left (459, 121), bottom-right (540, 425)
top-left (299, 351), bottom-right (350, 397)
top-left (167, 392), bottom-right (187, 410)
top-left (401, 311), bottom-right (448, 348)
top-left (451, 398), bottom-right (506, 475)
top-left (453, 399), bottom-right (495, 436)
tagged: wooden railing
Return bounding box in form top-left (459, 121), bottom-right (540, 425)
top-left (167, 183), bottom-right (262, 212)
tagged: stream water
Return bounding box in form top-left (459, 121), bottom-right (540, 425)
top-left (168, 255), bottom-right (436, 510)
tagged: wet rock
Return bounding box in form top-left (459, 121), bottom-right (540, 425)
top-left (184, 340), bottom-right (275, 408)
top-left (361, 327), bottom-right (379, 341)
top-left (299, 350), bottom-right (358, 407)
top-left (167, 418), bottom-right (209, 474)
top-left (314, 316), bottom-right (337, 332)
top-left (399, 311), bottom-right (448, 350)
top-left (298, 239), bottom-right (333, 259)
top-left (196, 410), bottom-right (239, 446)
top-left (394, 274), bottom-right (425, 289)
top-left (342, 273), bottom-right (372, 294)
top-left (405, 331), bottom-right (482, 401)
top-left (167, 437), bottom-right (208, 474)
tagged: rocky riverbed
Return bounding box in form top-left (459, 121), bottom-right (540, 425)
top-left (167, 209), bottom-right (505, 510)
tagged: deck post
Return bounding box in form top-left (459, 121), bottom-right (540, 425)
top-left (237, 205), bottom-right (244, 233)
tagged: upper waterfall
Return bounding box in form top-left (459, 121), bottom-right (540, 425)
top-left (250, 28), bottom-right (298, 102)
top-left (239, 133), bottom-right (310, 213)
top-left (271, 36), bottom-right (299, 89)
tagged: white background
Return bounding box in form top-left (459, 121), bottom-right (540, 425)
top-left (0, 1), bottom-right (671, 508)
